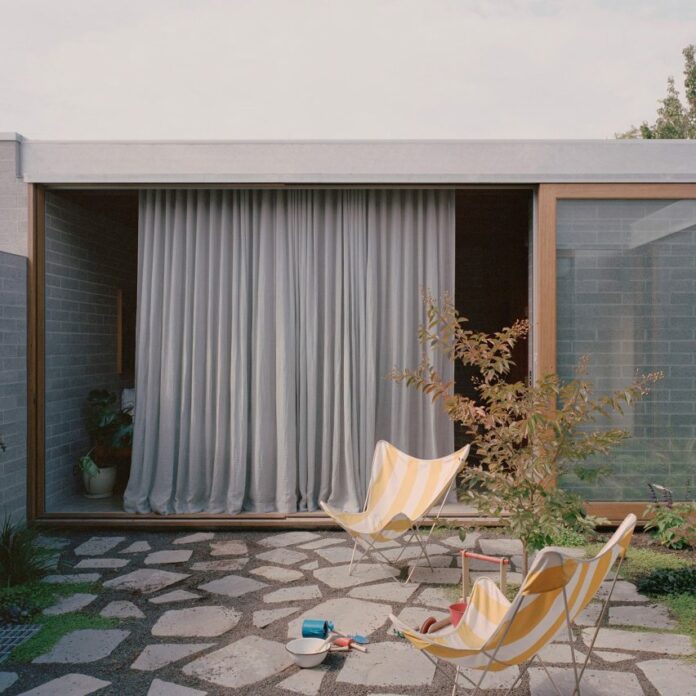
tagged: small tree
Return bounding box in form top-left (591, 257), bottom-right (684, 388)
top-left (391, 294), bottom-right (661, 575)
top-left (617, 44), bottom-right (696, 139)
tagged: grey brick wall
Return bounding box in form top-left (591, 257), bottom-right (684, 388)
top-left (0, 251), bottom-right (27, 521)
top-left (557, 199), bottom-right (696, 501)
top-left (44, 192), bottom-right (137, 511)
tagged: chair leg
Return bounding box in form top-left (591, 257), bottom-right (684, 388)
top-left (348, 540), bottom-right (358, 576)
top-left (451, 666), bottom-right (460, 696)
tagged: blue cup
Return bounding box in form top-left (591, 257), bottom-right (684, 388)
top-left (302, 619), bottom-right (334, 639)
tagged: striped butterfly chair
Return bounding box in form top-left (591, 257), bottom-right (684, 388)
top-left (390, 514), bottom-right (637, 695)
top-left (320, 440), bottom-right (470, 583)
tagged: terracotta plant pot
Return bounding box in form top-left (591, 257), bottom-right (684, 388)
top-left (82, 466), bottom-right (117, 499)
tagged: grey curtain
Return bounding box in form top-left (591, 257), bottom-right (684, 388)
top-left (124, 189), bottom-right (454, 514)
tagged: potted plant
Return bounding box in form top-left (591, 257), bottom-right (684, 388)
top-left (77, 389), bottom-right (133, 498)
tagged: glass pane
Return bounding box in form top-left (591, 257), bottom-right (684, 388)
top-left (556, 199), bottom-right (696, 501)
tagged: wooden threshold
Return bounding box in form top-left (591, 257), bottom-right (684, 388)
top-left (34, 511), bottom-right (504, 530)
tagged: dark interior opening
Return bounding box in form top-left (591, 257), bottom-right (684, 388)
top-left (454, 189), bottom-right (531, 450)
top-left (43, 189), bottom-right (138, 512)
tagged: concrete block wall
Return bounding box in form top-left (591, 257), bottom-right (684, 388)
top-left (44, 192), bottom-right (137, 511)
top-left (557, 200), bottom-right (696, 501)
top-left (0, 252), bottom-right (27, 521)
top-left (0, 136), bottom-right (28, 521)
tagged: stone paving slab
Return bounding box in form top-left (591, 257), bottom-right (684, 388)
top-left (191, 558), bottom-right (248, 572)
top-left (120, 541), bottom-right (152, 554)
top-left (592, 650), bottom-right (635, 663)
top-left (313, 563), bottom-right (399, 588)
top-left (149, 590), bottom-right (201, 604)
top-left (637, 658), bottom-right (696, 696)
top-left (575, 602), bottom-right (601, 627)
top-left (74, 537), bottom-right (125, 556)
top-left (152, 606), bottom-right (241, 637)
top-left (209, 540), bottom-right (247, 556)
top-left (253, 606), bottom-right (299, 628)
top-left (415, 586), bottom-right (455, 609)
top-left (264, 584), bottom-right (322, 603)
top-left (104, 568), bottom-right (189, 594)
top-left (408, 567), bottom-right (461, 584)
top-left (380, 543), bottom-right (450, 562)
top-left (336, 642), bottom-right (436, 687)
top-left (43, 593), bottom-right (97, 615)
top-left (314, 545), bottom-right (358, 564)
top-left (259, 531), bottom-right (320, 547)
top-left (288, 597), bottom-right (392, 638)
top-left (198, 574), bottom-right (268, 598)
top-left (582, 628), bottom-right (694, 655)
top-left (15, 673), bottom-right (110, 695)
top-left (174, 532), bottom-right (215, 544)
top-left (396, 606), bottom-right (448, 630)
top-left (100, 600), bottom-right (145, 619)
top-left (348, 581), bottom-right (418, 603)
top-left (33, 629), bottom-right (130, 664)
top-left (147, 678), bottom-right (207, 695)
top-left (537, 642), bottom-right (586, 664)
top-left (528, 666), bottom-right (643, 695)
top-left (256, 548), bottom-right (308, 565)
top-left (75, 557), bottom-right (130, 569)
top-left (277, 665), bottom-right (329, 695)
top-left (457, 665), bottom-right (520, 689)
top-left (131, 643), bottom-right (215, 671)
top-left (145, 550), bottom-right (193, 565)
top-left (597, 581), bottom-right (649, 603)
top-left (299, 560), bottom-right (319, 571)
top-left (478, 538), bottom-right (523, 556)
top-left (609, 603), bottom-right (677, 629)
top-left (183, 635), bottom-right (293, 688)
top-left (0, 672), bottom-right (17, 693)
top-left (298, 538), bottom-right (345, 550)
top-left (43, 573), bottom-right (101, 584)
top-left (250, 565), bottom-right (304, 582)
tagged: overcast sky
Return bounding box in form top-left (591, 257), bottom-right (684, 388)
top-left (1, 0), bottom-right (695, 140)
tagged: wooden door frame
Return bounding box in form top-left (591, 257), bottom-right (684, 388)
top-left (28, 183), bottom-right (696, 527)
top-left (536, 183), bottom-right (696, 521)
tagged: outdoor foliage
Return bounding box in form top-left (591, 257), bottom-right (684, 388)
top-left (391, 294), bottom-right (661, 574)
top-left (637, 566), bottom-right (696, 597)
top-left (0, 517), bottom-right (56, 587)
top-left (617, 44), bottom-right (696, 138)
top-left (644, 502), bottom-right (696, 550)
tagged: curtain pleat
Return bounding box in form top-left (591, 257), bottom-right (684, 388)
top-left (124, 188), bottom-right (454, 514)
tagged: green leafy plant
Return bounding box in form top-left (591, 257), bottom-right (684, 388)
top-left (75, 450), bottom-right (100, 478)
top-left (391, 294), bottom-right (661, 575)
top-left (637, 566), bottom-right (696, 597)
top-left (85, 389), bottom-right (133, 452)
top-left (0, 516), bottom-right (57, 587)
top-left (644, 502), bottom-right (696, 550)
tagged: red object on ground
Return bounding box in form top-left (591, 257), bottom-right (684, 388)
top-left (449, 602), bottom-right (468, 626)
top-left (460, 551), bottom-right (510, 565)
top-left (333, 637), bottom-right (367, 652)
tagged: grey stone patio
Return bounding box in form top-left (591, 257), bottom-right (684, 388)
top-left (3, 530), bottom-right (693, 695)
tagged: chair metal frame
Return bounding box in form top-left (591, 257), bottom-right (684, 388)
top-left (418, 551), bottom-right (626, 695)
top-left (347, 475), bottom-right (457, 584)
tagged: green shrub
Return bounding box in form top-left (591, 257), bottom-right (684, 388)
top-left (0, 516), bottom-right (57, 586)
top-left (644, 503), bottom-right (695, 550)
top-left (636, 566), bottom-right (696, 597)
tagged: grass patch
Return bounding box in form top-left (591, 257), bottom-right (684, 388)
top-left (8, 612), bottom-right (117, 663)
top-left (0, 580), bottom-right (98, 614)
top-left (0, 580), bottom-right (113, 664)
top-left (584, 543), bottom-right (692, 584)
top-left (663, 594), bottom-right (696, 651)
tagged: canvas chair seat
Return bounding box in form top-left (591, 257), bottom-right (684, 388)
top-left (390, 514), bottom-right (637, 694)
top-left (321, 440), bottom-right (470, 579)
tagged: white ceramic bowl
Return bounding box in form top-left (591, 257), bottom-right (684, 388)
top-left (286, 638), bottom-right (330, 668)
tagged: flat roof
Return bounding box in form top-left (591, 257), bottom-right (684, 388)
top-left (7, 134), bottom-right (696, 184)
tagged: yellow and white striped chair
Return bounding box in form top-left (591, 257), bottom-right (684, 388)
top-left (320, 440), bottom-right (470, 583)
top-left (390, 514), bottom-right (637, 695)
